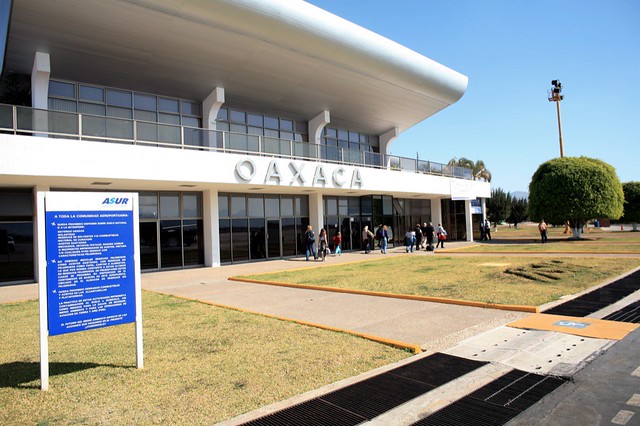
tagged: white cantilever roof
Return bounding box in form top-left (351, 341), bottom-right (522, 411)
top-left (5, 0), bottom-right (468, 135)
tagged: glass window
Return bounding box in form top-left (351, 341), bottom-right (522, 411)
top-left (326, 197), bottom-right (338, 216)
top-left (295, 122), bottom-right (308, 134)
top-left (360, 134), bottom-right (367, 144)
top-left (182, 101), bottom-right (201, 116)
top-left (219, 218), bottom-right (232, 263)
top-left (280, 131), bottom-right (293, 141)
top-left (218, 193), bottom-right (229, 217)
top-left (134, 93), bottom-right (157, 111)
top-left (230, 123), bottom-right (247, 134)
top-left (325, 127), bottom-right (337, 139)
top-left (248, 126), bottom-right (263, 136)
top-left (280, 119), bottom-right (293, 131)
top-left (338, 129), bottom-right (348, 140)
top-left (265, 196), bottom-right (279, 217)
top-left (217, 108), bottom-right (228, 121)
top-left (295, 196), bottom-right (308, 216)
top-left (248, 195), bottom-right (264, 218)
top-left (349, 131), bottom-right (359, 142)
top-left (160, 193), bottom-right (180, 218)
top-left (247, 113), bottom-right (263, 127)
top-left (230, 110), bottom-right (246, 123)
top-left (159, 113), bottom-right (180, 125)
top-left (183, 219), bottom-right (204, 266)
top-left (79, 85), bottom-right (104, 102)
top-left (159, 97), bottom-right (179, 113)
top-left (182, 193), bottom-right (201, 217)
top-left (383, 196), bottom-right (393, 215)
top-left (78, 102), bottom-right (106, 116)
top-left (264, 128), bottom-right (279, 138)
top-left (280, 196), bottom-right (294, 216)
top-left (139, 205), bottom-right (158, 219)
top-left (339, 198), bottom-right (348, 216)
top-left (182, 116), bottom-right (200, 128)
top-left (107, 106), bottom-right (133, 119)
top-left (348, 197), bottom-right (360, 215)
top-left (0, 192), bottom-right (33, 217)
top-left (49, 80), bottom-right (75, 98)
top-left (48, 98), bottom-right (77, 112)
top-left (264, 115), bottom-right (279, 129)
top-left (230, 194), bottom-right (246, 217)
top-left (107, 89), bottom-right (132, 108)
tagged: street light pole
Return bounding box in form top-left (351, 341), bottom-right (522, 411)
top-left (548, 80), bottom-right (564, 157)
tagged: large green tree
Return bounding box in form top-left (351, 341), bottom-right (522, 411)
top-left (507, 197), bottom-right (529, 228)
top-left (529, 157), bottom-right (624, 239)
top-left (621, 181), bottom-right (640, 231)
top-left (486, 187), bottom-right (511, 226)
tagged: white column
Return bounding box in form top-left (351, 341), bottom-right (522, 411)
top-left (203, 87), bottom-right (225, 130)
top-left (465, 199), bottom-right (473, 241)
top-left (430, 197), bottom-right (442, 227)
top-left (379, 127), bottom-right (398, 169)
top-left (32, 52), bottom-right (50, 138)
top-left (308, 192), bottom-right (323, 236)
top-left (32, 185), bottom-right (50, 283)
top-left (308, 110), bottom-right (330, 145)
top-left (481, 198), bottom-right (487, 224)
top-left (203, 189), bottom-right (220, 267)
top-left (31, 52), bottom-right (50, 109)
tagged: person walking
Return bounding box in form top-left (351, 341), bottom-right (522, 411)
top-left (424, 222), bottom-right (435, 250)
top-left (405, 228), bottom-right (416, 252)
top-left (319, 228), bottom-right (328, 261)
top-left (435, 223), bottom-right (447, 249)
top-left (538, 220), bottom-right (548, 244)
top-left (484, 219), bottom-right (492, 240)
top-left (362, 225), bottom-right (374, 253)
top-left (414, 224), bottom-right (423, 250)
top-left (479, 220), bottom-right (486, 241)
top-left (304, 225), bottom-right (317, 261)
top-left (332, 231), bottom-right (342, 256)
top-left (380, 225), bottom-right (389, 254)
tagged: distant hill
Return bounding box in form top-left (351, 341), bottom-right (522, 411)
top-left (510, 191), bottom-right (528, 200)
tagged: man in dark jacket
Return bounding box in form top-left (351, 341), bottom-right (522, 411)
top-left (424, 222), bottom-right (435, 249)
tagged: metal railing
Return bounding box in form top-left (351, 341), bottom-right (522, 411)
top-left (0, 103), bottom-right (473, 180)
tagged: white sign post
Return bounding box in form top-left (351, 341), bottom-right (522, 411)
top-left (37, 192), bottom-right (143, 391)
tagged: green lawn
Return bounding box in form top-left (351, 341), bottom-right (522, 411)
top-left (0, 292), bottom-right (408, 425)
top-left (242, 256), bottom-right (640, 306)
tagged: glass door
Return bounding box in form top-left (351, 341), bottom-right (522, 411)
top-left (266, 219), bottom-right (281, 259)
top-left (139, 222), bottom-right (158, 270)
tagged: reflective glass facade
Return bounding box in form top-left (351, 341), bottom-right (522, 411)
top-left (218, 193), bottom-right (309, 263)
top-left (0, 189), bottom-right (34, 285)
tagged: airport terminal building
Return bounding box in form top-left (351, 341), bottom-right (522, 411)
top-left (0, 0), bottom-right (490, 285)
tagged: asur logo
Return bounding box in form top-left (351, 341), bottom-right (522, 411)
top-left (102, 197), bottom-right (129, 205)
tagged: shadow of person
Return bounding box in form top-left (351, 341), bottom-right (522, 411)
top-left (0, 361), bottom-right (134, 389)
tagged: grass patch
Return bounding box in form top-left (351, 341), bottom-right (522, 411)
top-left (0, 292), bottom-right (408, 424)
top-left (242, 256), bottom-right (639, 306)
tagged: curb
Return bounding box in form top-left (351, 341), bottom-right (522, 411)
top-left (144, 289), bottom-right (423, 354)
top-left (228, 277), bottom-right (539, 313)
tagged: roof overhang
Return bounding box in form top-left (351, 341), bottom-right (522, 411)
top-left (4, 0), bottom-right (468, 135)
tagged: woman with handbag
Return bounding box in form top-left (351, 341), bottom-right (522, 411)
top-left (436, 224), bottom-right (447, 249)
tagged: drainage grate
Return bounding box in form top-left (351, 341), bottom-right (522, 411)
top-left (543, 270), bottom-right (640, 317)
top-left (603, 300), bottom-right (640, 323)
top-left (241, 353), bottom-right (487, 426)
top-left (413, 369), bottom-right (567, 426)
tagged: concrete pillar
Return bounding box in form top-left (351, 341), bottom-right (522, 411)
top-left (481, 198), bottom-right (487, 224)
top-left (430, 197), bottom-right (443, 228)
top-left (33, 185), bottom-right (50, 283)
top-left (308, 192), bottom-right (323, 236)
top-left (465, 199), bottom-right (473, 242)
top-left (32, 52), bottom-right (50, 137)
top-left (203, 189), bottom-right (220, 267)
top-left (203, 87), bottom-right (225, 130)
top-left (31, 52), bottom-right (50, 109)
top-left (379, 127), bottom-right (398, 168)
top-left (308, 110), bottom-right (330, 145)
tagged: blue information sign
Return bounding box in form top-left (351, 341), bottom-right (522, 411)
top-left (45, 203), bottom-right (136, 336)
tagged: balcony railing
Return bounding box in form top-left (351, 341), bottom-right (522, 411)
top-left (0, 104), bottom-right (473, 180)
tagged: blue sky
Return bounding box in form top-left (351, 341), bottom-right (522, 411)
top-left (306, 0), bottom-right (640, 193)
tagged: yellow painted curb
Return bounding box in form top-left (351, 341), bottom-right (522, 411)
top-left (228, 277), bottom-right (539, 313)
top-left (144, 289), bottom-right (422, 354)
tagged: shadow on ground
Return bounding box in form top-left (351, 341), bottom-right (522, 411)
top-left (0, 361), bottom-right (133, 389)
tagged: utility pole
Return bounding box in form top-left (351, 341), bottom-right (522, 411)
top-left (548, 80), bottom-right (564, 157)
